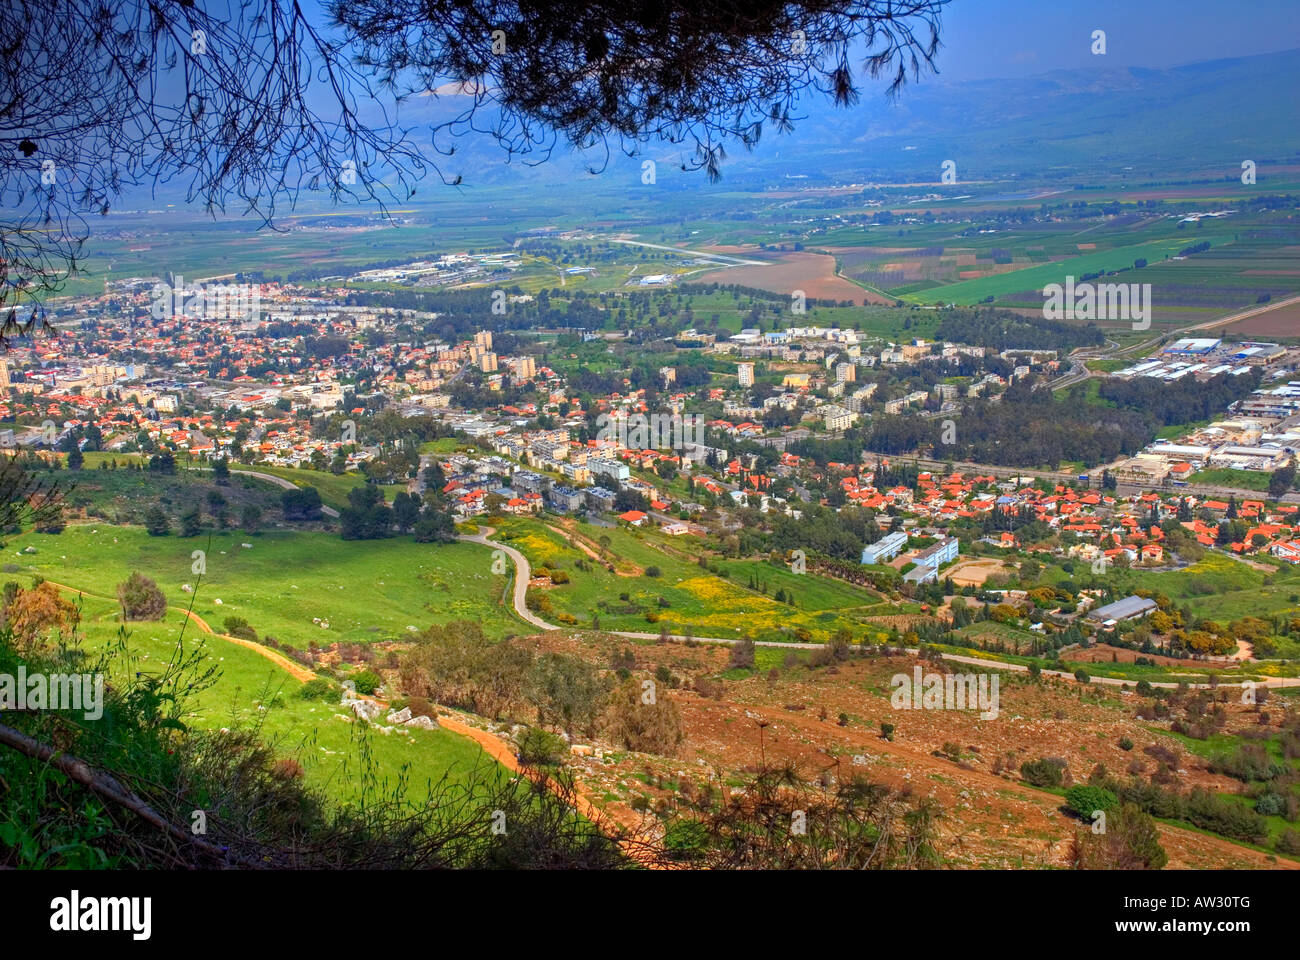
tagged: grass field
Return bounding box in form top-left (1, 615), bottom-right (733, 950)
top-left (1037, 553), bottom-right (1290, 618)
top-left (1192, 468), bottom-right (1274, 492)
top-left (7, 524), bottom-right (520, 650)
top-left (232, 464), bottom-right (372, 511)
top-left (492, 517), bottom-right (895, 643)
top-left (58, 592), bottom-right (505, 805)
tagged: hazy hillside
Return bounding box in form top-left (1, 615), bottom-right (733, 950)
top-left (110, 49), bottom-right (1299, 212)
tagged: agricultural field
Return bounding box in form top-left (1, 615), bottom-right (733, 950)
top-left (1224, 296), bottom-right (1300, 339)
top-left (1118, 553), bottom-right (1300, 624)
top-left (696, 249), bottom-right (892, 304)
top-left (952, 620), bottom-right (1045, 655)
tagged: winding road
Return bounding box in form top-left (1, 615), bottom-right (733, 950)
top-left (459, 528), bottom-right (1300, 692)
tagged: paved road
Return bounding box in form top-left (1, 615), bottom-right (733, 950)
top-left (459, 528), bottom-right (1300, 691)
top-left (607, 238), bottom-right (765, 265)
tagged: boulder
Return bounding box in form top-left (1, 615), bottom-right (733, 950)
top-left (387, 707), bottom-right (413, 724)
top-left (405, 715), bottom-right (439, 730)
top-left (347, 699), bottom-right (381, 721)
top-left (570, 744), bottom-right (593, 757)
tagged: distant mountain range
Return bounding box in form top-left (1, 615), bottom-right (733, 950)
top-left (113, 47), bottom-right (1300, 211)
top-left (754, 47), bottom-right (1300, 184)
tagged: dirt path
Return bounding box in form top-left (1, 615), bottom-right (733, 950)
top-left (432, 711), bottom-right (652, 860)
top-left (46, 576), bottom-right (646, 857)
top-left (544, 521), bottom-right (643, 575)
top-left (46, 579), bottom-right (318, 682)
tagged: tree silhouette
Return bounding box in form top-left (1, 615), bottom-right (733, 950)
top-left (1, 0), bottom-right (947, 338)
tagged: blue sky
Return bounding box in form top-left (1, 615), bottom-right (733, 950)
top-left (935, 0), bottom-right (1300, 80)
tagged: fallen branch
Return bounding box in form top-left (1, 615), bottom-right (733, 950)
top-left (0, 720), bottom-right (257, 868)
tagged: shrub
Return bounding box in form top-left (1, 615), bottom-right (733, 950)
top-left (222, 616), bottom-right (258, 642)
top-left (1021, 757), bottom-right (1068, 788)
top-left (879, 722), bottom-right (895, 741)
top-left (1255, 792), bottom-right (1286, 817)
top-left (516, 727), bottom-right (568, 766)
top-left (727, 638), bottom-right (755, 670)
top-left (607, 679), bottom-right (685, 756)
top-left (117, 572), bottom-right (167, 621)
top-left (644, 565), bottom-right (662, 578)
top-left (298, 678), bottom-right (338, 701)
top-left (349, 669), bottom-right (382, 696)
top-left (662, 820), bottom-right (709, 862)
top-left (5, 582), bottom-right (80, 652)
top-left (144, 505), bottom-right (170, 537)
top-left (1208, 744), bottom-right (1285, 782)
top-left (1071, 802), bottom-right (1168, 870)
top-left (1277, 830), bottom-right (1300, 856)
top-left (1065, 785), bottom-right (1119, 819)
top-left (1118, 737), bottom-right (1134, 751)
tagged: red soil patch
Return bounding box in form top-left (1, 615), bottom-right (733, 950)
top-left (697, 251), bottom-right (891, 305)
top-left (1067, 643), bottom-right (1192, 668)
top-left (1224, 300), bottom-right (1300, 337)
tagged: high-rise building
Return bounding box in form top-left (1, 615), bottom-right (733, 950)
top-left (737, 362), bottom-right (754, 388)
top-left (0, 358), bottom-right (9, 392)
top-left (478, 352), bottom-right (498, 373)
top-left (474, 330), bottom-right (494, 351)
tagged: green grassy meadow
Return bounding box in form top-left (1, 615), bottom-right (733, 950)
top-left (7, 525), bottom-right (519, 650)
top-left (491, 517), bottom-right (896, 643)
top-left (53, 592), bottom-right (506, 805)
